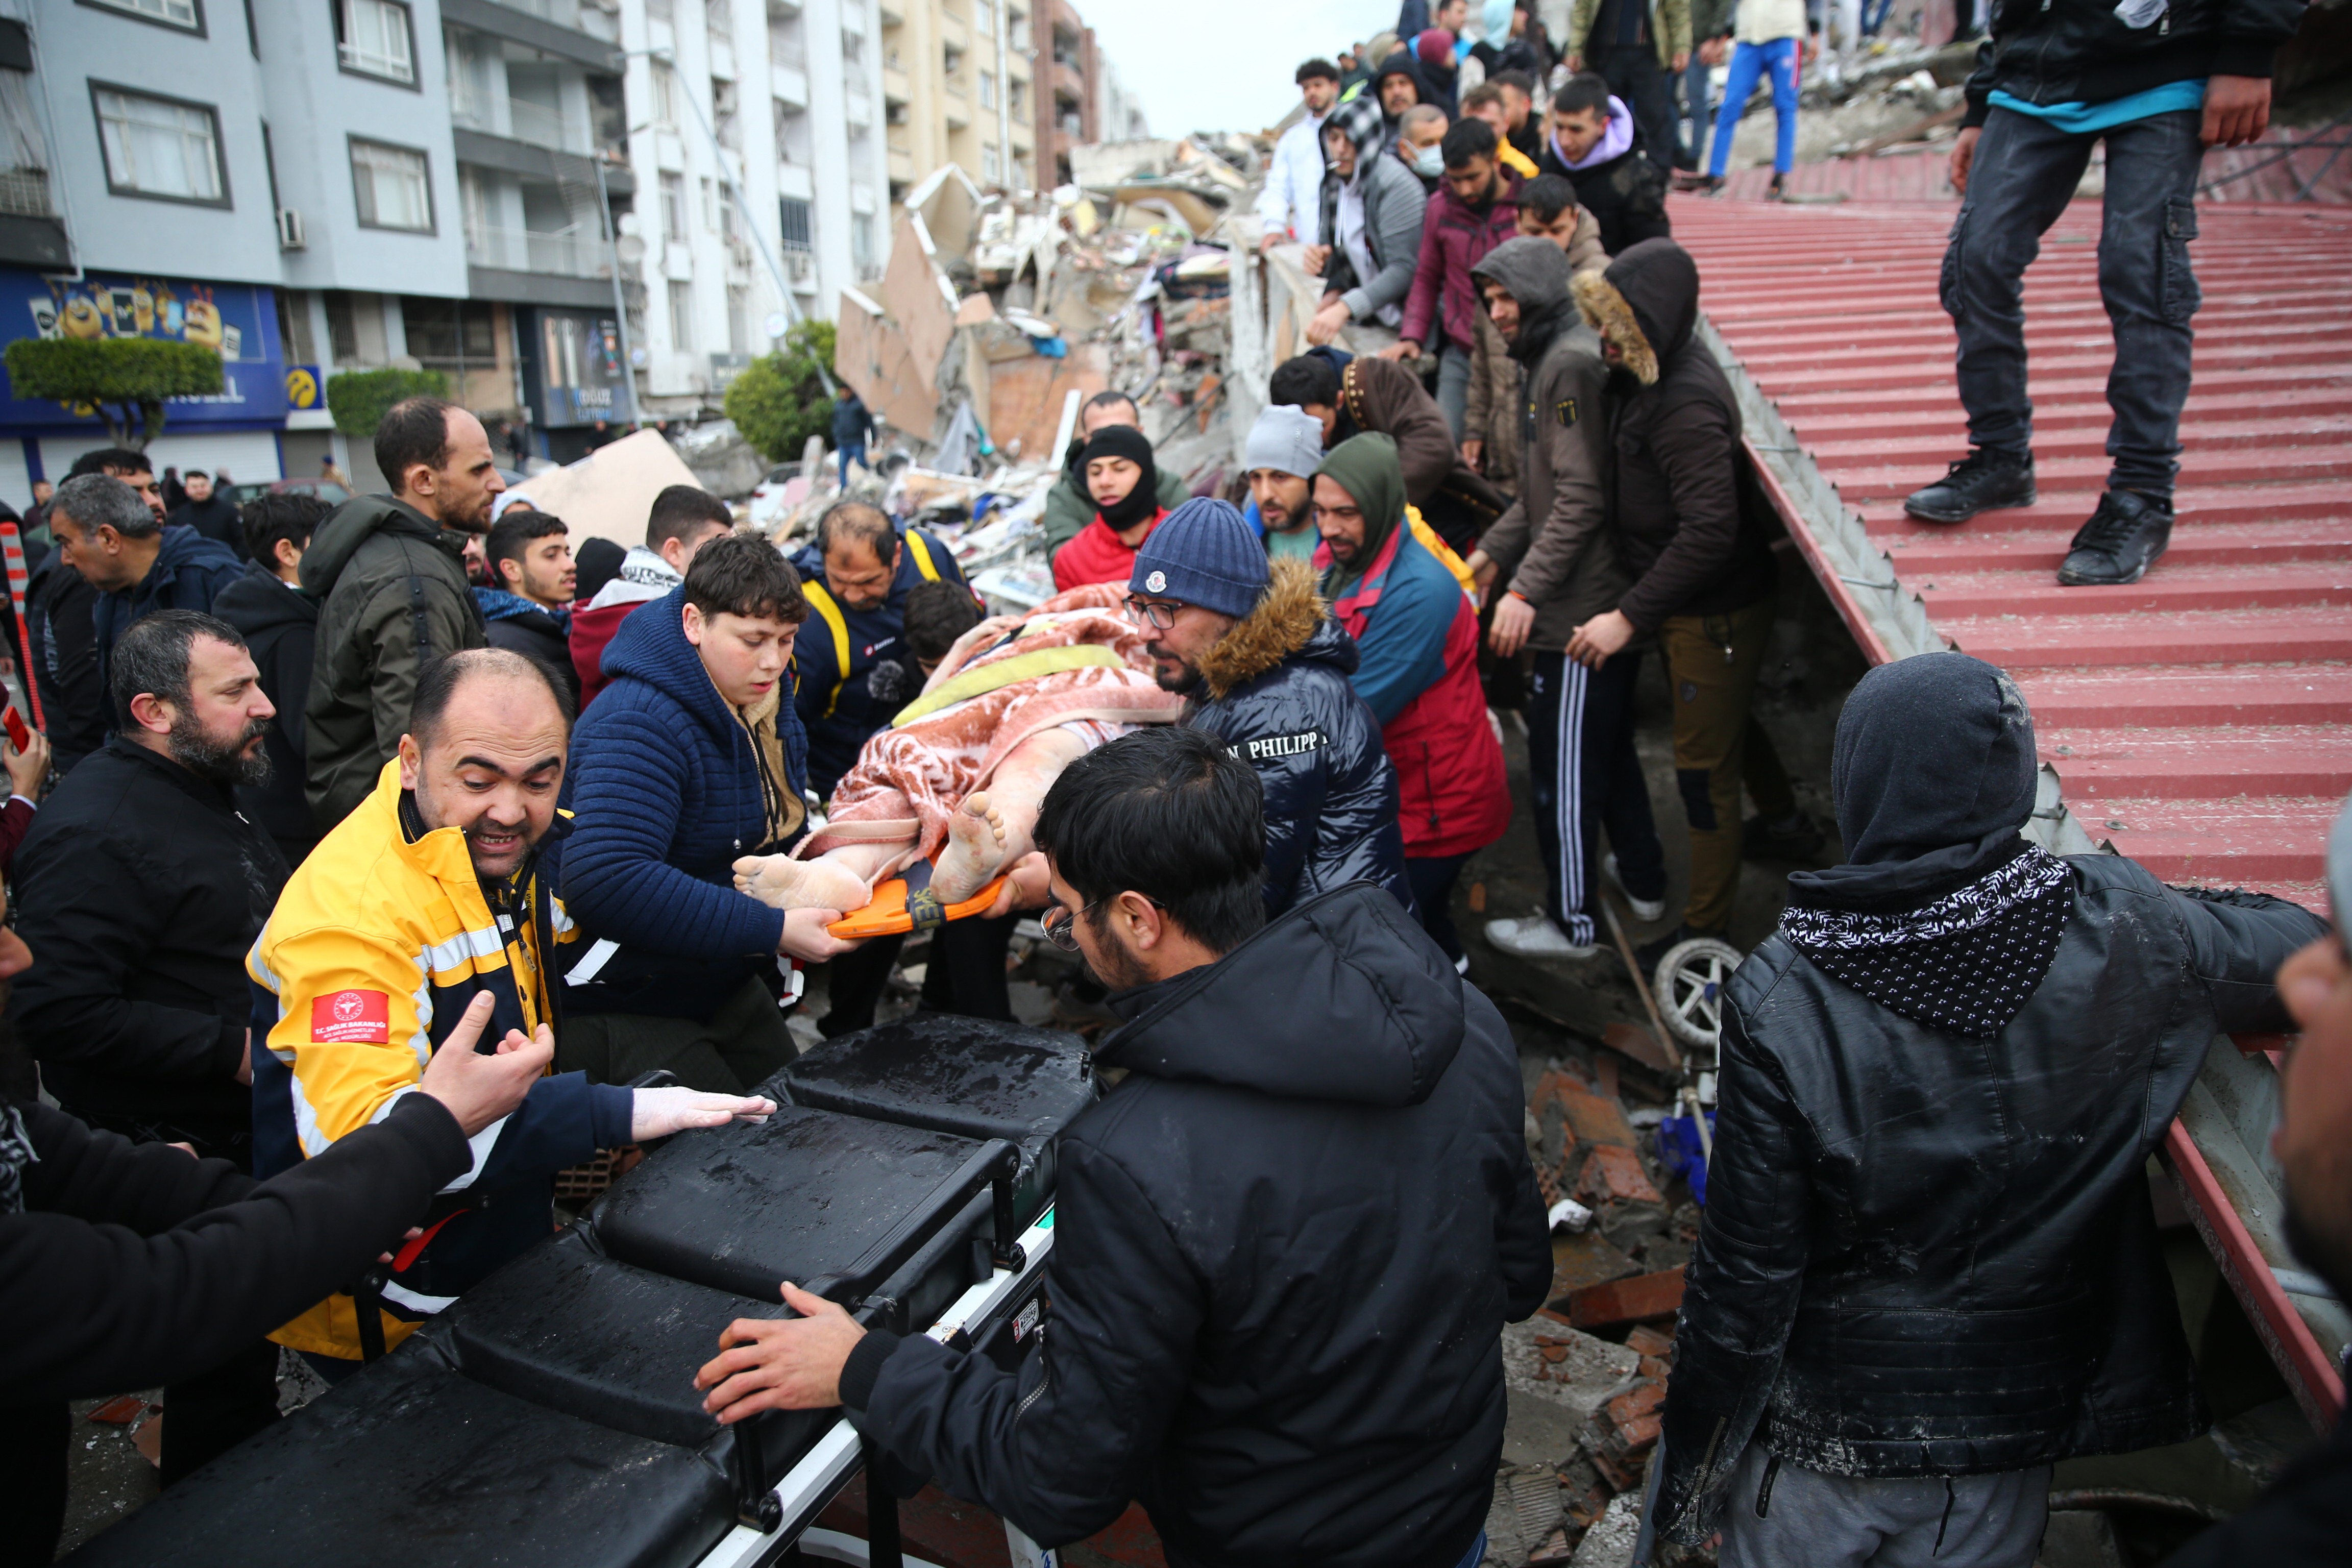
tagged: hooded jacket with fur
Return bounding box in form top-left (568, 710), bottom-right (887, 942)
top-left (300, 494), bottom-right (488, 831)
top-left (839, 883), bottom-right (1553, 1568)
top-left (1573, 239), bottom-right (1775, 630)
top-left (1181, 558), bottom-right (1411, 917)
top-left (1473, 237), bottom-right (1629, 644)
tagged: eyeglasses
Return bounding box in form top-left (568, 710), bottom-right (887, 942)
top-left (1040, 894), bottom-right (1161, 952)
top-left (1123, 597), bottom-right (1179, 631)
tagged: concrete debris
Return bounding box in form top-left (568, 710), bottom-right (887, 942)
top-left (1568, 1492), bottom-right (1645, 1568)
top-left (1481, 1463), bottom-right (1570, 1568)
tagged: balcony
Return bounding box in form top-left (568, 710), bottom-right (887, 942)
top-left (944, 92), bottom-right (970, 130)
top-left (505, 96), bottom-right (580, 153)
top-left (887, 141), bottom-right (914, 181)
top-left (467, 221), bottom-right (612, 279)
top-left (765, 0), bottom-right (799, 14)
top-left (0, 166), bottom-right (68, 270)
top-left (772, 61), bottom-right (810, 107)
top-left (882, 64), bottom-right (909, 104)
top-left (1050, 61), bottom-right (1083, 104)
top-left (845, 89), bottom-right (873, 128)
top-left (1006, 50), bottom-right (1030, 82)
top-left (441, 0), bottom-right (623, 70)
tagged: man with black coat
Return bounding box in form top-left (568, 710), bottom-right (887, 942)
top-left (1565, 238), bottom-right (1787, 955)
top-left (476, 507), bottom-right (580, 706)
top-left (1540, 72), bottom-right (1673, 256)
top-left (167, 469), bottom-right (246, 559)
top-left (1655, 653), bottom-right (2327, 1563)
top-left (211, 492), bottom-right (328, 865)
top-left (24, 448), bottom-right (170, 776)
top-left (693, 725), bottom-right (1553, 1568)
top-left (1125, 498), bottom-right (1411, 918)
top-left (0, 934), bottom-right (552, 1566)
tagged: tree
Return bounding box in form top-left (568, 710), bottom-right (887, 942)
top-left (325, 367), bottom-right (450, 441)
top-left (2, 337), bottom-right (225, 450)
top-left (724, 320), bottom-right (839, 465)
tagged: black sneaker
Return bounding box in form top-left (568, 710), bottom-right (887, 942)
top-left (1902, 449), bottom-right (2036, 524)
top-left (1743, 811), bottom-right (1825, 863)
top-left (2058, 489), bottom-right (2172, 586)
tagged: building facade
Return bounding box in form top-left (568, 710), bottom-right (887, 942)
top-left (878, 0), bottom-right (1031, 202)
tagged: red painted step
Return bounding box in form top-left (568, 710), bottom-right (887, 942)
top-left (1939, 607), bottom-right (2352, 669)
top-left (1915, 564), bottom-right (2352, 619)
top-left (1882, 519), bottom-right (2352, 574)
top-left (1859, 480), bottom-right (2352, 533)
top-left (2037, 726), bottom-right (2352, 800)
top-left (1834, 448), bottom-right (2352, 502)
top-left (2010, 668), bottom-right (2352, 728)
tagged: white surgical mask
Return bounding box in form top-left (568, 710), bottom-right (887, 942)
top-left (1413, 145), bottom-right (1445, 177)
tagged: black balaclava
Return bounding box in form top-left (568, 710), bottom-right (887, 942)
top-left (1080, 424), bottom-right (1160, 532)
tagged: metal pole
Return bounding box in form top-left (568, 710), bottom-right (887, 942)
top-left (591, 152), bottom-right (642, 424)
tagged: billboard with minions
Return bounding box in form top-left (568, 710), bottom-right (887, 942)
top-left (0, 270), bottom-right (286, 430)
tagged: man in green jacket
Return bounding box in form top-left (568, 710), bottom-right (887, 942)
top-left (1039, 390), bottom-right (1190, 566)
top-left (1567, 0), bottom-right (1691, 177)
top-left (301, 397), bottom-right (501, 831)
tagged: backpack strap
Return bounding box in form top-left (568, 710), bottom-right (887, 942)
top-left (799, 579), bottom-right (853, 718)
top-left (904, 530), bottom-right (943, 583)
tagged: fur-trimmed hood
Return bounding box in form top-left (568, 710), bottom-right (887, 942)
top-left (1573, 237), bottom-right (1700, 387)
top-left (1196, 557), bottom-right (1348, 700)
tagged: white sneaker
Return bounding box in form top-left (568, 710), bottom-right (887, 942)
top-left (1484, 916), bottom-right (1600, 961)
top-left (1604, 853), bottom-right (1668, 923)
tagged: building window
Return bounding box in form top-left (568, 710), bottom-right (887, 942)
top-left (699, 175), bottom-right (716, 231)
top-left (350, 136), bottom-right (433, 230)
top-left (779, 195), bottom-right (812, 251)
top-left (668, 280), bottom-right (694, 351)
top-left (335, 0), bottom-right (415, 84)
top-left (659, 171), bottom-right (687, 241)
top-left (973, 0), bottom-right (992, 34)
top-left (981, 142), bottom-right (998, 181)
top-left (712, 77), bottom-right (739, 149)
top-left (852, 213), bottom-right (874, 274)
top-left (704, 0), bottom-right (731, 38)
top-left (80, 0), bottom-right (204, 34)
top-left (92, 86), bottom-right (227, 205)
top-left (978, 69), bottom-right (995, 109)
top-left (720, 184), bottom-right (740, 243)
top-left (726, 285), bottom-right (748, 356)
top-left (649, 61), bottom-right (677, 126)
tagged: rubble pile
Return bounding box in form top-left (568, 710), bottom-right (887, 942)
top-left (1483, 1067), bottom-right (1709, 1567)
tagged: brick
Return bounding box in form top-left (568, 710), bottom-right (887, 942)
top-left (1559, 1086), bottom-right (1637, 1149)
top-left (1563, 1267), bottom-right (1686, 1329)
top-left (1573, 1144), bottom-right (1664, 1208)
top-left (1610, 1411), bottom-right (1662, 1457)
top-left (1625, 1324), bottom-right (1675, 1358)
top-left (1586, 1443), bottom-right (1641, 1492)
top-left (1604, 1381), bottom-right (1665, 1430)
top-left (1549, 1229), bottom-right (1640, 1297)
top-left (1638, 1355), bottom-right (1672, 1381)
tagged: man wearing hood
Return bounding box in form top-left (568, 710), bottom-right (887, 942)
top-left (1307, 95), bottom-right (1428, 344)
top-left (1039, 391), bottom-right (1190, 564)
top-left (1541, 72), bottom-right (1673, 255)
top-left (1050, 424), bottom-right (1171, 593)
top-left (1269, 349), bottom-right (1508, 557)
top-left (1567, 239), bottom-right (1782, 957)
top-left (301, 397), bottom-right (498, 832)
top-left (692, 724), bottom-right (1552, 1568)
top-left (48, 472), bottom-right (243, 716)
top-left (560, 534), bottom-right (854, 1092)
top-left (568, 483), bottom-right (733, 709)
top-left (1654, 653), bottom-right (2324, 1563)
top-left (1372, 50), bottom-right (1430, 150)
top-left (1128, 499), bottom-right (1412, 918)
top-left (1313, 434), bottom-right (1510, 967)
top-left (1465, 238), bottom-right (1668, 963)
top-left (1395, 117), bottom-right (1527, 442)
top-left (211, 491), bottom-right (329, 866)
top-left (1568, 0), bottom-right (1690, 177)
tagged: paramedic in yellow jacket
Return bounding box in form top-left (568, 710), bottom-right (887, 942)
top-left (248, 647), bottom-right (777, 1376)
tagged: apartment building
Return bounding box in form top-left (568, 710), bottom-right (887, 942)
top-left (0, 0), bottom-right (888, 492)
top-left (877, 0), bottom-right (1031, 200)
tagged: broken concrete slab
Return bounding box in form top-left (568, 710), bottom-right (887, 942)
top-left (1568, 1490), bottom-right (1643, 1567)
top-left (508, 429), bottom-right (705, 549)
top-left (1503, 1316), bottom-right (1643, 1424)
top-left (1551, 1231), bottom-right (1641, 1298)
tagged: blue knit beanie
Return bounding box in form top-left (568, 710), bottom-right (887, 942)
top-left (1129, 497), bottom-right (1269, 619)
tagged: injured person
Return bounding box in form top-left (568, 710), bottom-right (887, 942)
top-left (733, 581), bottom-right (1185, 918)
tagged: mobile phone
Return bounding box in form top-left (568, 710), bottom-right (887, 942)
top-left (4, 707), bottom-right (30, 753)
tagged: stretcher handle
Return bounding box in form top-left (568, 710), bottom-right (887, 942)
top-left (798, 1139), bottom-right (1025, 1315)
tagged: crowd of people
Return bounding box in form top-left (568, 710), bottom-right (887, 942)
top-left (0, 0), bottom-right (2335, 1554)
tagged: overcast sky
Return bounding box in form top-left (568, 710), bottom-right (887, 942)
top-left (1073, 0), bottom-right (1376, 139)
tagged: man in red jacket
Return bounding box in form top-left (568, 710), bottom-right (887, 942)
top-left (1390, 117), bottom-right (1526, 441)
top-left (567, 485), bottom-right (732, 707)
top-left (1313, 433), bottom-right (1508, 969)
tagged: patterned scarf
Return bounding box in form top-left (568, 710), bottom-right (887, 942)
top-left (0, 1104), bottom-right (39, 1215)
top-left (1782, 842), bottom-right (2074, 1038)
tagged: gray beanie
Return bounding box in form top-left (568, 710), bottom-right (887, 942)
top-left (1244, 404), bottom-right (1327, 481)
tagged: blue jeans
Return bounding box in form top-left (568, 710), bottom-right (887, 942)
top-left (1680, 50), bottom-right (1714, 167)
top-left (1941, 106), bottom-right (2205, 495)
top-left (1709, 37), bottom-right (1801, 176)
top-left (838, 439), bottom-right (865, 486)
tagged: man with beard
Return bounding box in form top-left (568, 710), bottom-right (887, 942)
top-left (8, 609), bottom-right (291, 1483)
top-left (46, 470), bottom-right (241, 724)
top-left (1120, 498), bottom-right (1411, 918)
top-left (252, 647), bottom-right (774, 1381)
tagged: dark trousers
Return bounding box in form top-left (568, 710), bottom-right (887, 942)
top-left (160, 1337), bottom-right (282, 1486)
top-left (1594, 45), bottom-right (1680, 176)
top-left (1406, 853), bottom-right (1473, 964)
top-left (1527, 649), bottom-right (1664, 945)
top-left (821, 914), bottom-right (1017, 1037)
top-left (2, 1401), bottom-right (67, 1567)
top-left (1941, 106), bottom-right (2206, 496)
top-left (1679, 48), bottom-right (1714, 168)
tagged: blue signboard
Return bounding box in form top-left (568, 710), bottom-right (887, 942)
top-left (0, 268), bottom-right (285, 430)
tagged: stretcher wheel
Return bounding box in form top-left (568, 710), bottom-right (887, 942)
top-left (1654, 936), bottom-right (1745, 1056)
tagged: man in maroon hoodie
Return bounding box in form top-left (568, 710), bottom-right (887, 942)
top-left (1390, 117), bottom-right (1525, 442)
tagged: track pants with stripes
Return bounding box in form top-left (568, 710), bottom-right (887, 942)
top-left (1526, 649), bottom-right (1667, 945)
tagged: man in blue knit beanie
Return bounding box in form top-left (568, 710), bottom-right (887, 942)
top-left (1127, 498), bottom-right (1412, 918)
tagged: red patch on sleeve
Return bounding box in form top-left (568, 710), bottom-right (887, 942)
top-left (311, 989), bottom-right (391, 1044)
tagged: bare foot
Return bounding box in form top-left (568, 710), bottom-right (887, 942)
top-left (932, 792), bottom-right (1009, 904)
top-left (732, 853), bottom-right (874, 913)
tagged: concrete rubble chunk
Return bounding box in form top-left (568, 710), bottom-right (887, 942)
top-left (1563, 1268), bottom-right (1687, 1331)
top-left (1568, 1491), bottom-right (1644, 1568)
top-left (1502, 1316), bottom-right (1641, 1422)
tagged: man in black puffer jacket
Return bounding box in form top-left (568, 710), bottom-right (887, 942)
top-left (694, 727), bottom-right (1552, 1568)
top-left (1122, 497), bottom-right (1411, 918)
top-left (1655, 653), bottom-right (2326, 1564)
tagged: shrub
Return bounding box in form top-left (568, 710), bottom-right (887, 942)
top-left (325, 366), bottom-right (450, 439)
top-left (2, 337), bottom-right (225, 449)
top-left (723, 320), bottom-right (840, 464)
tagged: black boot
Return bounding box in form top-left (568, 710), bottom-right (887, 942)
top-left (1743, 810), bottom-right (1825, 863)
top-left (1902, 448), bottom-right (2036, 524)
top-left (2058, 489), bottom-right (2172, 586)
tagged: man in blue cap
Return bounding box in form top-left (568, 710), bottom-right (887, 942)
top-left (1119, 497), bottom-right (1411, 917)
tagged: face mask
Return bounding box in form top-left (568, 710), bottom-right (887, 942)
top-left (1412, 145), bottom-right (1444, 178)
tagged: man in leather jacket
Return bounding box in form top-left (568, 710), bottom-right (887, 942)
top-left (1655, 653), bottom-right (2325, 1565)
top-left (1119, 498), bottom-right (1412, 920)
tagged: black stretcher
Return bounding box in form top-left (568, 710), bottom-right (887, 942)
top-left (64, 1015), bottom-right (1098, 1568)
